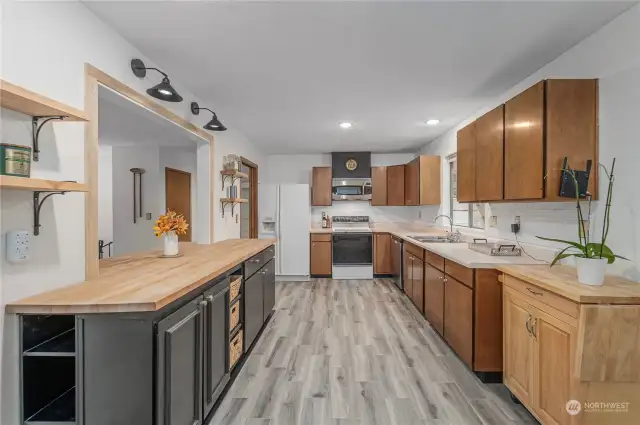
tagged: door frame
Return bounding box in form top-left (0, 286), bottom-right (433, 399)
top-left (240, 156), bottom-right (258, 238)
top-left (165, 167), bottom-right (193, 242)
top-left (84, 64), bottom-right (215, 278)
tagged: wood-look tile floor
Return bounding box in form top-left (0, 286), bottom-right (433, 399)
top-left (210, 279), bottom-right (539, 425)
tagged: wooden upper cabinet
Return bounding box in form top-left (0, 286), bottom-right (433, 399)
top-left (374, 233), bottom-right (392, 274)
top-left (387, 165), bottom-right (405, 206)
top-left (311, 167), bottom-right (332, 206)
top-left (505, 81), bottom-right (544, 200)
top-left (371, 166), bottom-right (388, 206)
top-left (456, 123), bottom-right (476, 202)
top-left (545, 79), bottom-right (598, 201)
top-left (404, 158), bottom-right (419, 206)
top-left (475, 105), bottom-right (504, 201)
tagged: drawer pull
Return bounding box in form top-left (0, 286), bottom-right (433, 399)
top-left (526, 287), bottom-right (544, 296)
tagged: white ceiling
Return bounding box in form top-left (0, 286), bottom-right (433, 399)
top-left (98, 85), bottom-right (202, 148)
top-left (85, 1), bottom-right (635, 153)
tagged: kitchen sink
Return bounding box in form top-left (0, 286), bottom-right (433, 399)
top-left (409, 235), bottom-right (463, 243)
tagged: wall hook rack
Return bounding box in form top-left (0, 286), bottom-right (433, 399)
top-left (32, 116), bottom-right (67, 162)
top-left (33, 190), bottom-right (67, 236)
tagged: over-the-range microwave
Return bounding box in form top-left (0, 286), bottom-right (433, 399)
top-left (332, 178), bottom-right (372, 201)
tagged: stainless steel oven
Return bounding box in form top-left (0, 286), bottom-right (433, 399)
top-left (332, 178), bottom-right (372, 201)
top-left (332, 233), bottom-right (373, 265)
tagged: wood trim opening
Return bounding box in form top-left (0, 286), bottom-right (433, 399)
top-left (241, 156), bottom-right (258, 239)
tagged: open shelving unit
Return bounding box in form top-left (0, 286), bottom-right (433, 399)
top-left (21, 315), bottom-right (77, 425)
top-left (220, 198), bottom-right (248, 218)
top-left (0, 176), bottom-right (88, 192)
top-left (1, 79), bottom-right (87, 121)
top-left (220, 169), bottom-right (248, 190)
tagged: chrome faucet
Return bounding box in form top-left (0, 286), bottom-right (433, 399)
top-left (434, 214), bottom-right (461, 242)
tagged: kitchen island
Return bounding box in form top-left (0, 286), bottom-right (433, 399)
top-left (8, 238), bottom-right (276, 425)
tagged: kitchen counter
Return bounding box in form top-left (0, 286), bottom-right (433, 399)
top-left (498, 264), bottom-right (640, 304)
top-left (311, 224), bottom-right (548, 268)
top-left (7, 238), bottom-right (276, 314)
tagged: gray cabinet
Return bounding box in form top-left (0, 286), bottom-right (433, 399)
top-left (262, 259), bottom-right (275, 322)
top-left (202, 284), bottom-right (230, 418)
top-left (156, 297), bottom-right (204, 425)
top-left (244, 271), bottom-right (263, 349)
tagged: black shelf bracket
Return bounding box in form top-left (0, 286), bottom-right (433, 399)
top-left (220, 200), bottom-right (239, 218)
top-left (32, 116), bottom-right (67, 162)
top-left (221, 174), bottom-right (243, 190)
top-left (33, 191), bottom-right (67, 236)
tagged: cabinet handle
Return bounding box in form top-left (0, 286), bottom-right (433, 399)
top-left (526, 287), bottom-right (544, 296)
top-left (199, 300), bottom-right (208, 307)
top-left (525, 314), bottom-right (533, 336)
top-left (443, 278), bottom-right (448, 283)
top-left (205, 295), bottom-right (214, 302)
top-left (531, 318), bottom-right (538, 340)
top-left (251, 258), bottom-right (261, 263)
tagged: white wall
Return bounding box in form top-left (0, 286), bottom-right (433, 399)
top-left (0, 2), bottom-right (264, 422)
top-left (265, 153), bottom-right (420, 224)
top-left (97, 145), bottom-right (113, 246)
top-left (420, 4), bottom-right (640, 280)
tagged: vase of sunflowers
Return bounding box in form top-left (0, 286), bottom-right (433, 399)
top-left (154, 210), bottom-right (189, 257)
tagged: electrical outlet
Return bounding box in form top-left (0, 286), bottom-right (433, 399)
top-left (515, 216), bottom-right (521, 225)
top-left (490, 216), bottom-right (498, 227)
top-left (6, 230), bottom-right (29, 263)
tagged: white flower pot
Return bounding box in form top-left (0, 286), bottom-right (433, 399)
top-left (575, 257), bottom-right (608, 286)
top-left (163, 231), bottom-right (179, 256)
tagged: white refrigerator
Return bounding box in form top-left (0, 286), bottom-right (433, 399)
top-left (258, 184), bottom-right (310, 279)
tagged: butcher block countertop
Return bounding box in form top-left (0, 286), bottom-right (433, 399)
top-left (7, 239), bottom-right (276, 314)
top-left (498, 264), bottom-right (640, 304)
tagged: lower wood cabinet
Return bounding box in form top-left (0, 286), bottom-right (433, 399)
top-left (444, 276), bottom-right (473, 367)
top-left (503, 290), bottom-right (535, 405)
top-left (403, 249), bottom-right (413, 299)
top-left (411, 256), bottom-right (424, 313)
top-left (424, 263), bottom-right (445, 335)
top-left (403, 244), bottom-right (424, 313)
top-left (374, 233), bottom-right (392, 274)
top-left (310, 234), bottom-right (332, 276)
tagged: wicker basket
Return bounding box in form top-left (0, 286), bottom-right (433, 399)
top-left (229, 277), bottom-right (242, 302)
top-left (230, 330), bottom-right (243, 369)
top-left (229, 301), bottom-right (240, 332)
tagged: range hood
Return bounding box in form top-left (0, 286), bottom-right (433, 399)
top-left (331, 152), bottom-right (371, 179)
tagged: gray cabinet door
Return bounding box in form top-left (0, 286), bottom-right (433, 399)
top-left (262, 259), bottom-right (276, 322)
top-left (156, 297), bottom-right (204, 425)
top-left (244, 271), bottom-right (263, 348)
top-left (203, 284), bottom-right (230, 418)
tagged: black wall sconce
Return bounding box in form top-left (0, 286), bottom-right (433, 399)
top-left (131, 58), bottom-right (183, 103)
top-left (191, 102), bottom-right (227, 131)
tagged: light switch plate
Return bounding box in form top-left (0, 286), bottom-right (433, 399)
top-left (6, 230), bottom-right (29, 263)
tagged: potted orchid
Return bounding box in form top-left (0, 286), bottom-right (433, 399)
top-left (154, 210), bottom-right (189, 257)
top-left (537, 158), bottom-right (627, 285)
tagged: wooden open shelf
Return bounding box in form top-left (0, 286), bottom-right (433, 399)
top-left (220, 198), bottom-right (248, 204)
top-left (220, 170), bottom-right (248, 179)
top-left (0, 175), bottom-right (88, 192)
top-left (1, 79), bottom-right (87, 121)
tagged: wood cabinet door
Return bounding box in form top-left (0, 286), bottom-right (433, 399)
top-left (412, 258), bottom-right (425, 313)
top-left (244, 271), bottom-right (264, 349)
top-left (203, 285), bottom-right (230, 418)
top-left (371, 166), bottom-right (388, 206)
top-left (374, 233), bottom-right (392, 274)
top-left (404, 158), bottom-right (419, 206)
top-left (505, 81), bottom-right (544, 200)
top-left (390, 237), bottom-right (400, 276)
top-left (475, 105), bottom-right (504, 201)
top-left (532, 308), bottom-right (577, 425)
top-left (403, 250), bottom-right (413, 299)
top-left (387, 165), bottom-right (406, 206)
top-left (456, 122), bottom-right (476, 202)
top-left (444, 276), bottom-right (473, 367)
top-left (503, 290), bottom-right (535, 405)
top-left (262, 259), bottom-right (276, 322)
top-left (311, 167), bottom-right (332, 206)
top-left (310, 241), bottom-right (332, 275)
top-left (418, 155), bottom-right (441, 205)
top-left (424, 263), bottom-right (444, 335)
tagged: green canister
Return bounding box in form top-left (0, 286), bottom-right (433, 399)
top-left (0, 144), bottom-right (32, 177)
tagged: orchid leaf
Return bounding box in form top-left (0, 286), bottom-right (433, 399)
top-left (536, 236), bottom-right (586, 253)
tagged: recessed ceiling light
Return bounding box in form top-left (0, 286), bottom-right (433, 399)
top-left (339, 122), bottom-right (352, 129)
top-left (426, 119), bottom-right (440, 126)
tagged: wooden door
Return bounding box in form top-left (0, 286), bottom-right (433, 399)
top-left (404, 158), bottom-right (419, 206)
top-left (424, 263), bottom-right (444, 335)
top-left (532, 308), bottom-right (577, 425)
top-left (371, 166), bottom-right (388, 206)
top-left (503, 290), bottom-right (535, 405)
top-left (444, 276), bottom-right (473, 367)
top-left (403, 249), bottom-right (413, 299)
top-left (418, 155), bottom-right (441, 205)
top-left (412, 258), bottom-right (425, 313)
top-left (310, 241), bottom-right (332, 275)
top-left (387, 165), bottom-right (405, 206)
top-left (456, 122), bottom-right (476, 202)
top-left (374, 233), bottom-right (392, 274)
top-left (475, 105), bottom-right (504, 201)
top-left (504, 81), bottom-right (544, 200)
top-left (165, 168), bottom-right (192, 242)
top-left (311, 167), bottom-right (332, 206)
top-left (545, 79), bottom-right (598, 201)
